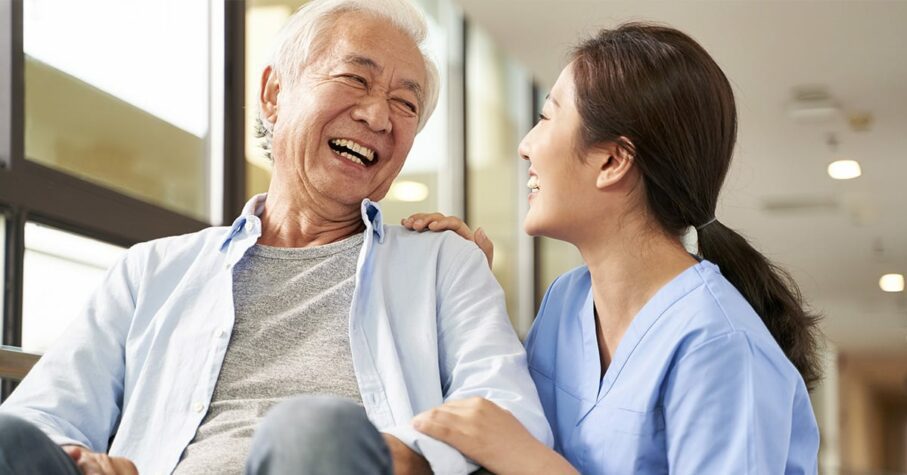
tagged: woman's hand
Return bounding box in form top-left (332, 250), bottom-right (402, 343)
top-left (401, 213), bottom-right (494, 268)
top-left (412, 397), bottom-right (576, 475)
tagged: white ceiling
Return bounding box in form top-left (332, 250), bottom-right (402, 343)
top-left (457, 0), bottom-right (907, 352)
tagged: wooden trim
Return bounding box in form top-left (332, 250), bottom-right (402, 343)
top-left (0, 346), bottom-right (39, 381)
top-left (0, 160), bottom-right (208, 248)
top-left (0, 0), bottom-right (23, 171)
top-left (461, 17), bottom-right (470, 224)
top-left (223, 0), bottom-right (247, 222)
top-left (2, 208), bottom-right (24, 348)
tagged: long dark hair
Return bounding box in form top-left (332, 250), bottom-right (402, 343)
top-left (571, 23), bottom-right (822, 389)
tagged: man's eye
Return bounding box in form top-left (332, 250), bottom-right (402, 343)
top-left (393, 98), bottom-right (418, 115)
top-left (537, 113), bottom-right (549, 122)
top-left (343, 75), bottom-right (367, 86)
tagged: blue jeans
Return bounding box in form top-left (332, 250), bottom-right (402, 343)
top-left (0, 396), bottom-right (392, 475)
top-left (0, 413), bottom-right (80, 475)
top-left (246, 395), bottom-right (393, 475)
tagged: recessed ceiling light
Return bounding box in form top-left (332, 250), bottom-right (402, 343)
top-left (879, 273), bottom-right (905, 293)
top-left (827, 160), bottom-right (861, 180)
top-left (387, 181), bottom-right (429, 202)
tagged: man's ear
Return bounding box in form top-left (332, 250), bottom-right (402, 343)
top-left (593, 138), bottom-right (635, 190)
top-left (259, 65), bottom-right (280, 125)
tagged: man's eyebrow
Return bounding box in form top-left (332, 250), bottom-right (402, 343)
top-left (342, 54), bottom-right (425, 106)
top-left (401, 79), bottom-right (425, 106)
top-left (343, 54), bottom-right (381, 71)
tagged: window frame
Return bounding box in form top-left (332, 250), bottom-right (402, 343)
top-left (0, 0), bottom-right (246, 399)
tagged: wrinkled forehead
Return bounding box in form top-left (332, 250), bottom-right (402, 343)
top-left (309, 10), bottom-right (427, 85)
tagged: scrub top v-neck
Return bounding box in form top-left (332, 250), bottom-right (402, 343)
top-left (525, 260), bottom-right (819, 474)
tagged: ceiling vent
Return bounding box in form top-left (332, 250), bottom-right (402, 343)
top-left (761, 194), bottom-right (840, 213)
top-left (787, 86), bottom-right (841, 123)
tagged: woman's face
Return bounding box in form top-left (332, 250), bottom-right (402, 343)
top-left (518, 64), bottom-right (604, 242)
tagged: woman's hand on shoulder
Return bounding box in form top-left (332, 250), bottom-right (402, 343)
top-left (413, 397), bottom-right (577, 475)
top-left (402, 213), bottom-right (494, 268)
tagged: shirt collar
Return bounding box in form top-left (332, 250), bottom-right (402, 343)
top-left (219, 193), bottom-right (386, 250)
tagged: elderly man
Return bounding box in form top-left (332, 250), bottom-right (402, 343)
top-left (0, 0), bottom-right (551, 474)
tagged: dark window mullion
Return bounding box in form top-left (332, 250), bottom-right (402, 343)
top-left (0, 0), bottom-right (24, 401)
top-left (1, 207), bottom-right (25, 400)
top-left (461, 17), bottom-right (470, 224)
top-left (223, 0), bottom-right (246, 222)
top-left (0, 0), bottom-right (23, 172)
top-left (2, 207), bottom-right (24, 349)
top-left (0, 159), bottom-right (209, 247)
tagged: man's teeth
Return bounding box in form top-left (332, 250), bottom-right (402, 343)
top-left (330, 138), bottom-right (375, 162)
top-left (339, 151), bottom-right (364, 165)
top-left (527, 175), bottom-right (540, 191)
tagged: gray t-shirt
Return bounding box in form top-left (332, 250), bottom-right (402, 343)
top-left (173, 233), bottom-right (364, 474)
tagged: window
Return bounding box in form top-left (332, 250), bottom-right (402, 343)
top-left (23, 0), bottom-right (220, 223)
top-left (1, 0), bottom-right (242, 401)
top-left (376, 5), bottom-right (451, 223)
top-left (466, 24), bottom-right (534, 333)
top-left (243, 2), bottom-right (286, 201)
top-left (22, 223), bottom-right (126, 354)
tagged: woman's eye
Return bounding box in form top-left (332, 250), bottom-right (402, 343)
top-left (537, 113), bottom-right (549, 122)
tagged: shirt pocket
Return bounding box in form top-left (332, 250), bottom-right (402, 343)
top-left (579, 405), bottom-right (668, 473)
top-left (608, 406), bottom-right (665, 436)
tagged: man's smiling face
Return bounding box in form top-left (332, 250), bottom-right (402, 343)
top-left (263, 10), bottom-right (427, 207)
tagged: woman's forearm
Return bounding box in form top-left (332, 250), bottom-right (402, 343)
top-left (495, 438), bottom-right (578, 475)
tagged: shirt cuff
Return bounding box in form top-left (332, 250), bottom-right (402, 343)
top-left (27, 419), bottom-right (87, 449)
top-left (382, 424), bottom-right (477, 475)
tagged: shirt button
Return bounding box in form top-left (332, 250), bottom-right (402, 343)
top-left (218, 329), bottom-right (227, 338)
top-left (244, 221), bottom-right (255, 232)
top-left (193, 402), bottom-right (205, 413)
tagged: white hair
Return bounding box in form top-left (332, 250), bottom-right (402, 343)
top-left (258, 0), bottom-right (441, 152)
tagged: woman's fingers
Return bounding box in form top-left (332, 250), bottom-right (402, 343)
top-left (474, 228), bottom-right (494, 268)
top-left (402, 213), bottom-right (474, 239)
top-left (413, 407), bottom-right (468, 445)
top-left (401, 214), bottom-right (493, 267)
top-left (427, 216), bottom-right (473, 239)
top-left (401, 213), bottom-right (448, 232)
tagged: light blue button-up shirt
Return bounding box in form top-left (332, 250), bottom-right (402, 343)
top-left (527, 261), bottom-right (819, 474)
top-left (1, 194), bottom-right (552, 475)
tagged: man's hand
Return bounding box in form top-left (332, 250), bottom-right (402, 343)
top-left (382, 434), bottom-right (431, 475)
top-left (61, 445), bottom-right (138, 475)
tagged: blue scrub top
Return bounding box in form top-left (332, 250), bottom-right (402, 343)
top-left (526, 260), bottom-right (819, 474)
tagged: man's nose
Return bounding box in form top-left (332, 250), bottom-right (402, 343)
top-left (351, 94), bottom-right (392, 134)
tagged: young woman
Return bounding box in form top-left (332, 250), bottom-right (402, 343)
top-left (404, 23), bottom-right (821, 474)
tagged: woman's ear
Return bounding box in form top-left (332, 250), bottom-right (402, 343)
top-left (593, 138), bottom-right (635, 190)
top-left (259, 65), bottom-right (280, 125)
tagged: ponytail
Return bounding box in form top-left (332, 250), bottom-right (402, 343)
top-left (698, 221), bottom-right (823, 390)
